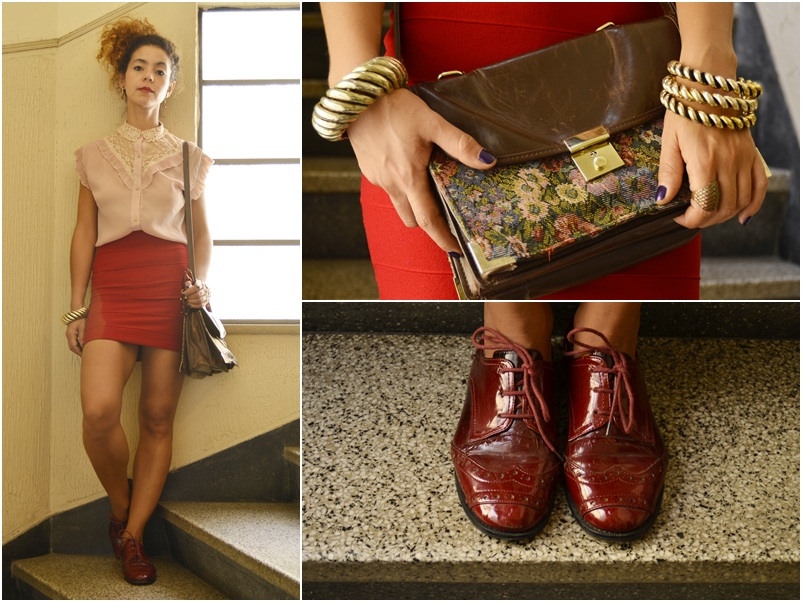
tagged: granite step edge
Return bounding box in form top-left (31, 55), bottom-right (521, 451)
top-left (12, 554), bottom-right (227, 600)
top-left (159, 501), bottom-right (300, 590)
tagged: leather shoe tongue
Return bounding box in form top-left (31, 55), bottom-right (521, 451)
top-left (591, 350), bottom-right (615, 368)
top-left (492, 349), bottom-right (542, 366)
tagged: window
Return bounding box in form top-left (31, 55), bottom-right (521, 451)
top-left (199, 5), bottom-right (301, 322)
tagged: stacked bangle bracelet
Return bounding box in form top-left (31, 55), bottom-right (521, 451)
top-left (312, 56), bottom-right (408, 141)
top-left (62, 307), bottom-right (88, 325)
top-left (661, 60), bottom-right (763, 130)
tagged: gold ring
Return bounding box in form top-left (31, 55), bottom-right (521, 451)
top-left (691, 181), bottom-right (721, 212)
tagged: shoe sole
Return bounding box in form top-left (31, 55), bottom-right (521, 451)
top-left (124, 577), bottom-right (156, 586)
top-left (454, 474), bottom-right (554, 541)
top-left (564, 485), bottom-right (664, 542)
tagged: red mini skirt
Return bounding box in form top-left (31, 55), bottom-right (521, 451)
top-left (84, 231), bottom-right (187, 353)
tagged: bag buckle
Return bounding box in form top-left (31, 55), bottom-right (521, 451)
top-left (564, 126), bottom-right (625, 181)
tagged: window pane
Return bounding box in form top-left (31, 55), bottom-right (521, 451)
top-left (205, 164), bottom-right (300, 241)
top-left (202, 84), bottom-right (300, 159)
top-left (209, 246), bottom-right (301, 321)
top-left (202, 9), bottom-right (300, 81)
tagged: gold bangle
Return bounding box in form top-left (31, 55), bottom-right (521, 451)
top-left (666, 60), bottom-right (763, 100)
top-left (662, 76), bottom-right (759, 115)
top-left (312, 56), bottom-right (408, 142)
top-left (62, 307), bottom-right (88, 325)
top-left (660, 91), bottom-right (757, 130)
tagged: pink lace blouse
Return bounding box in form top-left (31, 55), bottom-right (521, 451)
top-left (75, 122), bottom-right (213, 247)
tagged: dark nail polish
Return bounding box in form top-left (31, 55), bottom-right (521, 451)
top-left (478, 149), bottom-right (496, 164)
top-left (448, 251), bottom-right (463, 259)
top-left (742, 216), bottom-right (752, 226)
top-left (655, 185), bottom-right (667, 203)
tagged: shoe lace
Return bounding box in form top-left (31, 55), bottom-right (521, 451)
top-left (472, 327), bottom-right (561, 458)
top-left (121, 531), bottom-right (147, 561)
top-left (564, 327), bottom-right (636, 436)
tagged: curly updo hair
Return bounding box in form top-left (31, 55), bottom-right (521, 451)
top-left (97, 17), bottom-right (180, 89)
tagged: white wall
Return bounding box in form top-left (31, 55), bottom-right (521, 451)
top-left (755, 2), bottom-right (800, 134)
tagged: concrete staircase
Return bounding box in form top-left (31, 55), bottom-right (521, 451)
top-left (302, 4), bottom-right (799, 300)
top-left (301, 302), bottom-right (799, 599)
top-left (11, 445), bottom-right (300, 599)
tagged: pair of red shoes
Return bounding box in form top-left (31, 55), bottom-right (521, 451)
top-left (452, 326), bottom-right (667, 541)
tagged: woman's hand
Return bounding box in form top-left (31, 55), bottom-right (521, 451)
top-left (657, 110), bottom-right (768, 228)
top-left (66, 319), bottom-right (86, 356)
top-left (182, 278), bottom-right (211, 309)
top-left (347, 89), bottom-right (497, 254)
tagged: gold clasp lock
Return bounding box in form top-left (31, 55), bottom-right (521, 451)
top-left (564, 126), bottom-right (625, 182)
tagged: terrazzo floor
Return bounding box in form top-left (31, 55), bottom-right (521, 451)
top-left (160, 501), bottom-right (300, 597)
top-left (302, 333), bottom-right (799, 597)
top-left (12, 554), bottom-right (226, 599)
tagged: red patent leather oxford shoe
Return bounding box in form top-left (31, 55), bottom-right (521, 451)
top-left (108, 514), bottom-right (127, 559)
top-left (563, 327), bottom-right (667, 541)
top-left (120, 534), bottom-right (156, 585)
top-left (451, 327), bottom-right (562, 540)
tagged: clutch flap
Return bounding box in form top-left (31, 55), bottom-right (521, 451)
top-left (411, 17), bottom-right (680, 166)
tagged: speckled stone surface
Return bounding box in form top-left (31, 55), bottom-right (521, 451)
top-left (160, 501), bottom-right (299, 596)
top-left (302, 333), bottom-right (799, 594)
top-left (12, 554), bottom-right (225, 599)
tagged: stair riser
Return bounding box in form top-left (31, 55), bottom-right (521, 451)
top-left (301, 301), bottom-right (799, 339)
top-left (303, 581), bottom-right (800, 600)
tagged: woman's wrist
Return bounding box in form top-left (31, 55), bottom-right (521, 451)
top-left (313, 56), bottom-right (408, 142)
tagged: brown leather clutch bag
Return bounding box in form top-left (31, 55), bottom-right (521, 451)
top-left (410, 16), bottom-right (698, 299)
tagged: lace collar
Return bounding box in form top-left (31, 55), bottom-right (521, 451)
top-left (118, 122), bottom-right (166, 142)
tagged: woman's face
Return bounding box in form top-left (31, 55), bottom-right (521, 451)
top-left (119, 45), bottom-right (175, 109)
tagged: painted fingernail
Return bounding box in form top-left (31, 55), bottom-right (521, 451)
top-left (655, 185), bottom-right (667, 202)
top-left (742, 216), bottom-right (752, 226)
top-left (448, 251), bottom-right (463, 259)
top-left (478, 149), bottom-right (496, 164)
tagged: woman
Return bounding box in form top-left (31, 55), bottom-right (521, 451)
top-left (318, 3), bottom-right (768, 299)
top-left (64, 18), bottom-right (212, 585)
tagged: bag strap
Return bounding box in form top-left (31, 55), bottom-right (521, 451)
top-left (182, 141), bottom-right (196, 283)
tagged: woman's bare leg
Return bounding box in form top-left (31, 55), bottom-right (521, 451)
top-left (124, 346), bottom-right (184, 542)
top-left (483, 301), bottom-right (553, 360)
top-left (572, 302), bottom-right (642, 355)
top-left (80, 340), bottom-right (139, 521)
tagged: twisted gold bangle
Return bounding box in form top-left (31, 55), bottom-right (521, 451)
top-left (660, 90), bottom-right (757, 130)
top-left (312, 56), bottom-right (408, 142)
top-left (666, 60), bottom-right (763, 100)
top-left (62, 307), bottom-right (88, 325)
top-left (662, 76), bottom-right (759, 115)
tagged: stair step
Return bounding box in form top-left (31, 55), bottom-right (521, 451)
top-left (303, 259), bottom-right (378, 300)
top-left (301, 333), bottom-right (800, 598)
top-left (11, 554), bottom-right (226, 599)
top-left (160, 501), bottom-right (300, 600)
top-left (284, 445), bottom-right (300, 466)
top-left (302, 256), bottom-right (799, 300)
top-left (701, 255), bottom-right (800, 299)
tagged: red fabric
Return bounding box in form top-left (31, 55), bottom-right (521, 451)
top-left (360, 2), bottom-right (701, 300)
top-left (85, 231), bottom-right (188, 352)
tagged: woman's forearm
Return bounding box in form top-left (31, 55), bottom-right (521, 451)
top-left (320, 2), bottom-right (386, 85)
top-left (676, 2), bottom-right (737, 77)
top-left (70, 185), bottom-right (97, 310)
top-left (190, 194), bottom-right (212, 282)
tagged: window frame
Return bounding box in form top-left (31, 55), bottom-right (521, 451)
top-left (198, 3), bottom-right (301, 326)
